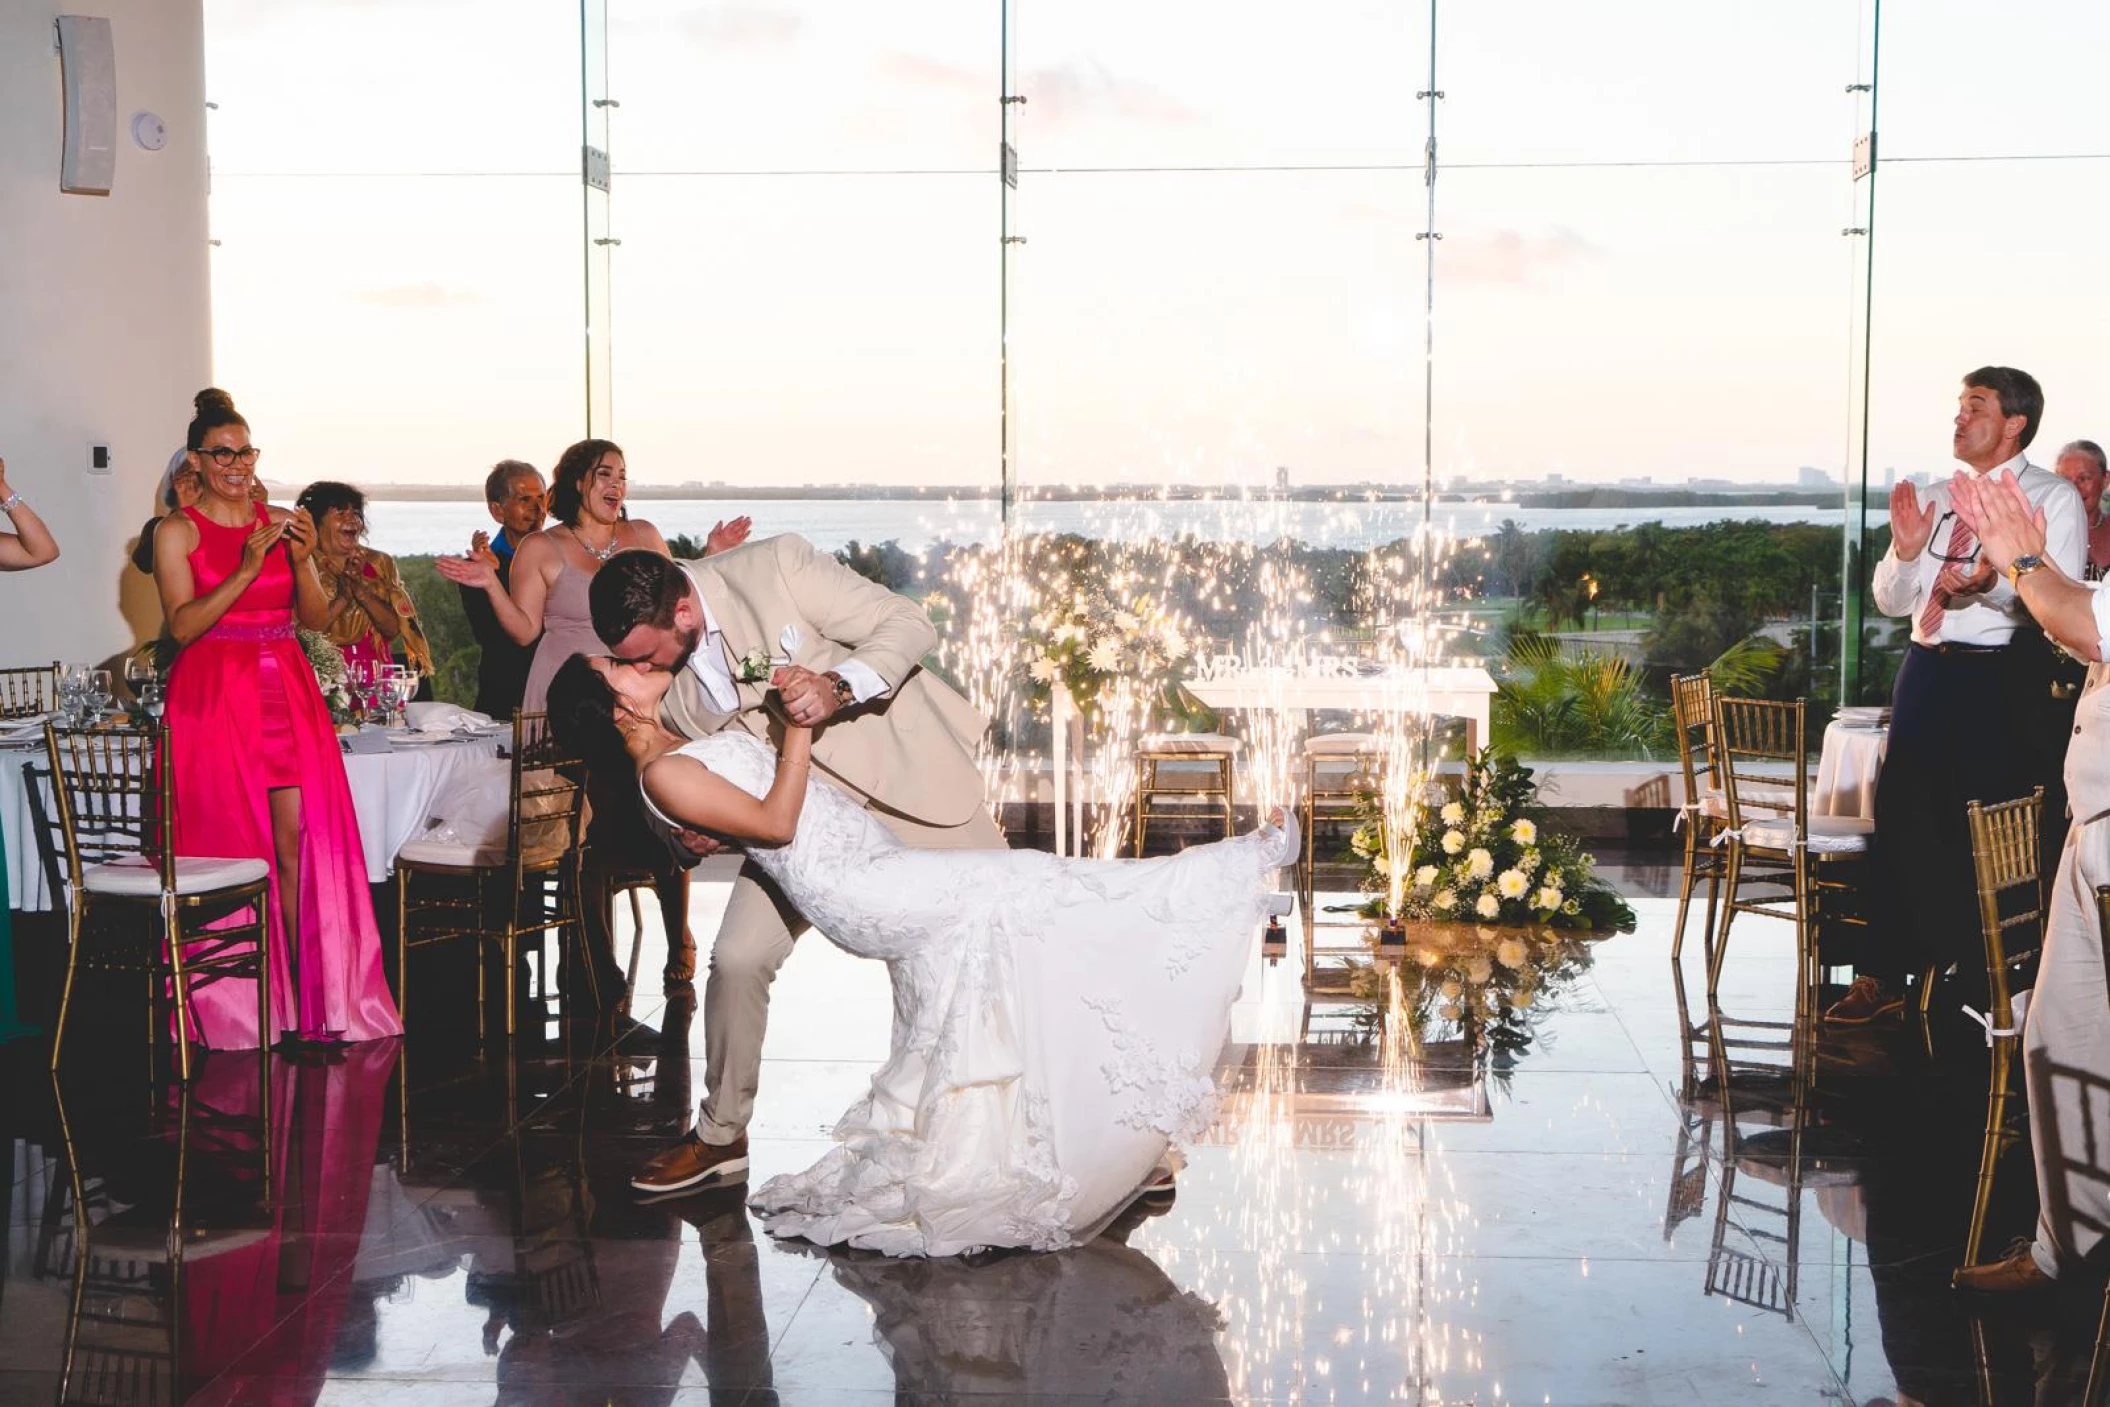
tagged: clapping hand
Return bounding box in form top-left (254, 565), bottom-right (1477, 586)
top-left (283, 508), bottom-right (317, 564)
top-left (469, 530), bottom-right (501, 571)
top-left (705, 516), bottom-right (754, 556)
top-left (435, 552), bottom-right (498, 589)
top-left (1890, 481), bottom-right (1939, 561)
top-left (1950, 470), bottom-right (2047, 577)
top-left (240, 516), bottom-right (289, 575)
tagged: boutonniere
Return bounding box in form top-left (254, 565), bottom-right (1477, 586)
top-left (735, 648), bottom-right (772, 684)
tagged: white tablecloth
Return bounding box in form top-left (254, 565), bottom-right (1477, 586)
top-left (1, 734), bottom-right (507, 913)
top-left (1815, 721), bottom-right (1888, 819)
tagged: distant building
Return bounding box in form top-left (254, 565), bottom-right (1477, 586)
top-left (1275, 466), bottom-right (1291, 493)
top-left (1797, 466), bottom-right (1838, 489)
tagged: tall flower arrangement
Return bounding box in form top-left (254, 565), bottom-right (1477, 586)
top-left (1015, 587), bottom-right (1210, 729)
top-left (1352, 747), bottom-right (1633, 931)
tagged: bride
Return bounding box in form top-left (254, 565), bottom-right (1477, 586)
top-left (546, 653), bottom-right (1296, 1258)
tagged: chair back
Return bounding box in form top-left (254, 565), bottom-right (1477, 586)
top-left (1669, 672), bottom-right (1718, 807)
top-left (1, 662), bottom-right (59, 719)
top-left (508, 711), bottom-right (586, 880)
top-left (42, 725), bottom-right (171, 895)
top-left (1966, 789), bottom-right (2044, 1019)
top-left (1710, 696), bottom-right (1808, 838)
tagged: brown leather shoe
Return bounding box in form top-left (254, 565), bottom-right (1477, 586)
top-left (1824, 975), bottom-right (1903, 1026)
top-left (1952, 1242), bottom-right (2056, 1296)
top-left (631, 1132), bottom-right (749, 1200)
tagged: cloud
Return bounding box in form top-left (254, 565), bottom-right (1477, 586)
top-left (1019, 59), bottom-right (1200, 126)
top-left (1439, 227), bottom-right (1604, 287)
top-left (349, 284), bottom-right (491, 310)
top-left (875, 52), bottom-right (983, 96)
top-left (673, 3), bottom-right (803, 49)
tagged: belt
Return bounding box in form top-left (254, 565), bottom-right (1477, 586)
top-left (1912, 640), bottom-right (2011, 656)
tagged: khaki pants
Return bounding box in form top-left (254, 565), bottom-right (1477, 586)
top-left (695, 802), bottom-right (1006, 1145)
top-left (2026, 814), bottom-right (2110, 1275)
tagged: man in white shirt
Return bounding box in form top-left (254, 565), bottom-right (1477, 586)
top-left (1944, 468), bottom-right (2110, 1295)
top-left (1829, 368), bottom-right (2086, 1024)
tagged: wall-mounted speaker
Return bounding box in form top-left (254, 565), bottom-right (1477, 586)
top-left (56, 15), bottom-right (117, 196)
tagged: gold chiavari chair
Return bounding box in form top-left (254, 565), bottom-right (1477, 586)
top-left (1129, 733), bottom-right (1241, 856)
top-left (1669, 672), bottom-right (1728, 965)
top-left (1954, 790), bottom-right (2044, 1274)
top-left (395, 711), bottom-right (591, 1037)
top-left (0, 661), bottom-right (60, 719)
top-left (44, 724), bottom-right (272, 1083)
top-left (1709, 697), bottom-right (1875, 1022)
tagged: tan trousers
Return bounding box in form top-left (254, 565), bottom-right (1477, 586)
top-left (2026, 814), bottom-right (2110, 1275)
top-left (695, 801), bottom-right (1006, 1145)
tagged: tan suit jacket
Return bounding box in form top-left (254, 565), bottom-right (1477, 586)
top-left (659, 534), bottom-right (990, 828)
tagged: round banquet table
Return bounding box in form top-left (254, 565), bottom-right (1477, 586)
top-left (1814, 720), bottom-right (1889, 820)
top-left (0, 731), bottom-right (507, 914)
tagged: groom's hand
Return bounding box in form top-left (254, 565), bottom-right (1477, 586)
top-left (774, 665), bottom-right (841, 726)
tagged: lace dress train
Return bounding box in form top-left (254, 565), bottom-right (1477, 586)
top-left (653, 733), bottom-right (1292, 1257)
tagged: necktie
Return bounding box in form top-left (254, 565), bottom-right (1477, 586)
top-left (1917, 514), bottom-right (1977, 641)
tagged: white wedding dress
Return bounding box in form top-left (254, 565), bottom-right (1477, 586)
top-left (651, 732), bottom-right (1293, 1258)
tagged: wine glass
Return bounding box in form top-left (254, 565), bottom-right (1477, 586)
top-left (347, 658), bottom-right (378, 724)
top-left (87, 670), bottom-right (114, 724)
top-left (386, 666), bottom-right (420, 728)
top-left (140, 678), bottom-right (166, 726)
top-left (59, 663), bottom-right (91, 725)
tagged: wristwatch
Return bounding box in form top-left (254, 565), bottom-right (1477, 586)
top-left (2005, 553), bottom-right (2046, 585)
top-left (824, 670), bottom-right (855, 708)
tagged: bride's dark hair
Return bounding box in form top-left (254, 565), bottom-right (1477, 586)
top-left (544, 654), bottom-right (631, 776)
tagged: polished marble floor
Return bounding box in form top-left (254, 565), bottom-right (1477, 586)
top-left (0, 854), bottom-right (2096, 1405)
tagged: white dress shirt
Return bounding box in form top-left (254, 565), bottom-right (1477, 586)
top-left (1870, 453), bottom-right (2087, 647)
top-left (686, 597), bottom-right (888, 713)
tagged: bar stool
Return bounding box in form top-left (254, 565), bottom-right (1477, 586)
top-left (1129, 733), bottom-right (1241, 856)
top-left (1297, 730), bottom-right (1381, 894)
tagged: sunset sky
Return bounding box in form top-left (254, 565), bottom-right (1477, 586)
top-left (203, 0), bottom-right (2110, 494)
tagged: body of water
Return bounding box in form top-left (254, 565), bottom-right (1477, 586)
top-left (365, 495), bottom-right (1864, 559)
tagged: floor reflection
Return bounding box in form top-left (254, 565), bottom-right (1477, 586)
top-left (11, 876), bottom-right (2110, 1401)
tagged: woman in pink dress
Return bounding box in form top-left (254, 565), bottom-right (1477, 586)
top-left (151, 388), bottom-right (402, 1047)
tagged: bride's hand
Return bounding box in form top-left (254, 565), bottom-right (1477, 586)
top-left (1268, 806), bottom-right (1287, 829)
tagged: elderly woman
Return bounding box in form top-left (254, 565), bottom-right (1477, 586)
top-left (2055, 439), bottom-right (2110, 581)
top-left (295, 480), bottom-right (433, 682)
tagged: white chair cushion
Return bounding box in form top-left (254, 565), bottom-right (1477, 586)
top-left (1303, 731), bottom-right (1379, 757)
top-left (1740, 814), bottom-right (1872, 855)
top-left (83, 855), bottom-right (270, 897)
top-left (1138, 733), bottom-right (1242, 755)
top-left (397, 835), bottom-right (567, 870)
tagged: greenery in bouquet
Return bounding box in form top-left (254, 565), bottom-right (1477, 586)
top-left (1352, 746), bottom-right (1634, 932)
top-left (1014, 585), bottom-right (1214, 730)
top-left (1341, 924), bottom-right (1597, 1076)
top-left (297, 628), bottom-right (358, 726)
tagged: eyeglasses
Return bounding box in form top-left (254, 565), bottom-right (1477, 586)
top-left (197, 446), bottom-right (263, 467)
top-left (1930, 511), bottom-right (1981, 565)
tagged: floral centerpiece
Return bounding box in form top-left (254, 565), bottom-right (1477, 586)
top-left (297, 628), bottom-right (358, 727)
top-left (1352, 746), bottom-right (1634, 932)
top-left (1015, 587), bottom-right (1212, 729)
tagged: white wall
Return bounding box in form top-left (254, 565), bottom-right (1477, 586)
top-left (0, 2), bottom-right (210, 665)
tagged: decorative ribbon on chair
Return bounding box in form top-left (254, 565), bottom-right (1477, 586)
top-left (1960, 990), bottom-right (2030, 1047)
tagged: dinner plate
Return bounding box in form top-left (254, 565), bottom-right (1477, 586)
top-left (389, 731), bottom-right (462, 747)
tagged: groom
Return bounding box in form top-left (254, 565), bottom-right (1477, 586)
top-left (589, 539), bottom-right (1002, 1197)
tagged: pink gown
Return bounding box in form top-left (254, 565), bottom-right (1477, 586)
top-left (167, 505), bottom-right (402, 1046)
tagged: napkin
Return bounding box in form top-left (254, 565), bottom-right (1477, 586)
top-left (403, 702), bottom-right (495, 734)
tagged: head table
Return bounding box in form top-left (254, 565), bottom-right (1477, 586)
top-left (1, 730), bottom-right (509, 915)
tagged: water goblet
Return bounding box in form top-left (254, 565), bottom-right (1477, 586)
top-left (140, 679), bottom-right (166, 726)
top-left (87, 670), bottom-right (114, 724)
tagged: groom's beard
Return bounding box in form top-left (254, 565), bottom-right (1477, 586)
top-left (670, 620), bottom-right (703, 675)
